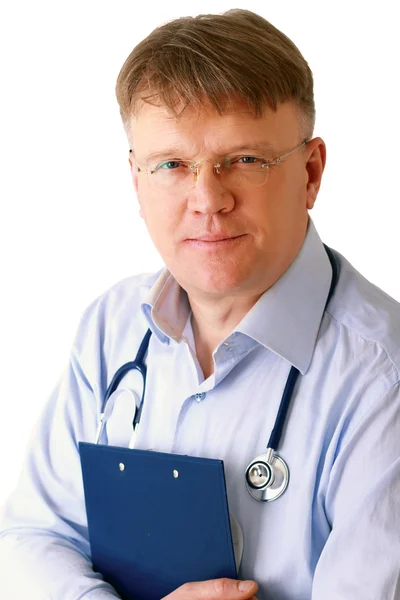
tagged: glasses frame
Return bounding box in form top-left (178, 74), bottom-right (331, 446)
top-left (129, 138), bottom-right (309, 187)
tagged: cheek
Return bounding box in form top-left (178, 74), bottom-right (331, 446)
top-left (241, 186), bottom-right (285, 230)
top-left (265, 169), bottom-right (305, 215)
top-left (240, 176), bottom-right (304, 242)
top-left (138, 192), bottom-right (181, 252)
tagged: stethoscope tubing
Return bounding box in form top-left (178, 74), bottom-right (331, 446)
top-left (265, 244), bottom-right (338, 452)
top-left (103, 329), bottom-right (152, 428)
top-left (98, 245), bottom-right (339, 501)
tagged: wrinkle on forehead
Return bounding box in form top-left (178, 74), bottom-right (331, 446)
top-left (129, 100), bottom-right (299, 163)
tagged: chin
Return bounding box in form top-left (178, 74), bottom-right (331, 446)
top-left (179, 265), bottom-right (251, 297)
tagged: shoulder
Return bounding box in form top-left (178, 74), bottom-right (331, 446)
top-left (73, 270), bottom-right (162, 354)
top-left (93, 270), bottom-right (161, 313)
top-left (327, 249), bottom-right (400, 378)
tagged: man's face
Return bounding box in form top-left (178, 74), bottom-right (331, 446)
top-left (129, 99), bottom-right (325, 299)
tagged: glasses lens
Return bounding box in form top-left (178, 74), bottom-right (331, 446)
top-left (148, 160), bottom-right (269, 191)
top-left (221, 160), bottom-right (269, 189)
top-left (149, 161), bottom-right (192, 192)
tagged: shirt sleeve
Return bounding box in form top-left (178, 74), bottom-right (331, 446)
top-left (0, 299), bottom-right (122, 599)
top-left (311, 381), bottom-right (400, 600)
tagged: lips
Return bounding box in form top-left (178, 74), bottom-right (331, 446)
top-left (187, 234), bottom-right (243, 242)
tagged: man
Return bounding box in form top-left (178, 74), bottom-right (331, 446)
top-left (1, 8), bottom-right (400, 600)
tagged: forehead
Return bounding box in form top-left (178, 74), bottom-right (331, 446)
top-left (129, 99), bottom-right (300, 161)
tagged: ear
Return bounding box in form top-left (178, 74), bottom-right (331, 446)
top-left (304, 137), bottom-right (326, 210)
top-left (128, 154), bottom-right (139, 195)
top-left (128, 155), bottom-right (146, 219)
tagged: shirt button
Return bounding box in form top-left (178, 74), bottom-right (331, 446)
top-left (223, 339), bottom-right (235, 350)
top-left (194, 392), bottom-right (206, 402)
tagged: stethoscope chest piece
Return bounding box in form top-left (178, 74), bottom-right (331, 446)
top-left (245, 450), bottom-right (289, 502)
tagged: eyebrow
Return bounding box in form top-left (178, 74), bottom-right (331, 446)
top-left (137, 141), bottom-right (277, 164)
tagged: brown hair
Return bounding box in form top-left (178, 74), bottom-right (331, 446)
top-left (115, 9), bottom-right (315, 139)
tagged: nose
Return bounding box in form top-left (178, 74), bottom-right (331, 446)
top-left (187, 161), bottom-right (235, 215)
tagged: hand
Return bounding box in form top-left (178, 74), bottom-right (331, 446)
top-left (162, 578), bottom-right (259, 600)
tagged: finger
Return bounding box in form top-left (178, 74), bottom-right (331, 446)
top-left (163, 578), bottom-right (258, 599)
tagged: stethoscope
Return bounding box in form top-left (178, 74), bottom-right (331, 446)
top-left (95, 245), bottom-right (339, 503)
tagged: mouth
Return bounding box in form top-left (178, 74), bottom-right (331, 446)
top-left (184, 234), bottom-right (247, 248)
top-left (187, 232), bottom-right (245, 241)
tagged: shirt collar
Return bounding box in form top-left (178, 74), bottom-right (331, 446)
top-left (236, 218), bottom-right (332, 374)
top-left (141, 269), bottom-right (190, 345)
top-left (141, 218), bottom-right (332, 374)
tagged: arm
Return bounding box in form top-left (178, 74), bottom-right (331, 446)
top-left (0, 301), bottom-right (121, 599)
top-left (0, 310), bottom-right (259, 599)
top-left (312, 381), bottom-right (400, 600)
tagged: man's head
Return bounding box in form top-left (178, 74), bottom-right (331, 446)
top-left (115, 9), bottom-right (326, 301)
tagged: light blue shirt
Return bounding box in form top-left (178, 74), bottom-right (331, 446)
top-left (1, 218), bottom-right (400, 600)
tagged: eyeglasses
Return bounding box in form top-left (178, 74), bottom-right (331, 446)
top-left (129, 139), bottom-right (308, 192)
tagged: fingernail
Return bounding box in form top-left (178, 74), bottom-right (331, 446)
top-left (238, 580), bottom-right (255, 592)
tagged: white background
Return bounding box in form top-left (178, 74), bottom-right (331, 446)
top-left (0, 1), bottom-right (399, 508)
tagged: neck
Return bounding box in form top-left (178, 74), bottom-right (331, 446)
top-left (189, 292), bottom-right (261, 379)
top-left (185, 223), bottom-right (310, 379)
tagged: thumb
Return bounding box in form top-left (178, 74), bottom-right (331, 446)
top-left (171, 578), bottom-right (258, 599)
top-left (236, 580), bottom-right (259, 595)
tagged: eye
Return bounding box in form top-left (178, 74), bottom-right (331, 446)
top-left (230, 156), bottom-right (267, 168)
top-left (237, 156), bottom-right (260, 164)
top-left (157, 160), bottom-right (183, 170)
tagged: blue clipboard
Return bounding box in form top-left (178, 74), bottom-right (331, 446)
top-left (79, 442), bottom-right (237, 600)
